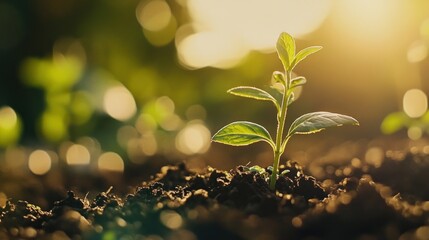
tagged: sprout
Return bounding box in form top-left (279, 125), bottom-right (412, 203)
top-left (212, 32), bottom-right (359, 190)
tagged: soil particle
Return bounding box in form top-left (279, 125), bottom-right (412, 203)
top-left (2, 155), bottom-right (429, 239)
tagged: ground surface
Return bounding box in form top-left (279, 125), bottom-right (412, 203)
top-left (2, 147), bottom-right (429, 240)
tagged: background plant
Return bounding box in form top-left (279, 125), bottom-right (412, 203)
top-left (212, 32), bottom-right (359, 190)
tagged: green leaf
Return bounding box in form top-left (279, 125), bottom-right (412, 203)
top-left (287, 111), bottom-right (359, 137)
top-left (276, 32), bottom-right (295, 71)
top-left (291, 46), bottom-right (322, 69)
top-left (228, 86), bottom-right (280, 112)
top-left (212, 121), bottom-right (274, 148)
top-left (272, 71), bottom-right (286, 85)
top-left (380, 112), bottom-right (408, 134)
top-left (290, 76), bottom-right (307, 89)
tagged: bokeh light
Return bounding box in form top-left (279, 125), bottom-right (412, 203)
top-left (28, 150), bottom-right (52, 175)
top-left (0, 106), bottom-right (22, 147)
top-left (408, 126), bottom-right (423, 140)
top-left (365, 147), bottom-right (384, 168)
top-left (403, 89), bottom-right (428, 118)
top-left (407, 40), bottom-right (428, 63)
top-left (136, 0), bottom-right (177, 46)
top-left (137, 0), bottom-right (172, 32)
top-left (140, 133), bottom-right (158, 156)
top-left (175, 121), bottom-right (211, 155)
top-left (160, 210), bottom-right (183, 229)
top-left (176, 31), bottom-right (247, 69)
top-left (98, 152), bottom-right (124, 172)
top-left (103, 85), bottom-right (137, 122)
top-left (66, 144), bottom-right (91, 165)
top-left (176, 0), bottom-right (331, 68)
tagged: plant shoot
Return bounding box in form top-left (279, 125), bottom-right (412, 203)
top-left (212, 32), bottom-right (359, 190)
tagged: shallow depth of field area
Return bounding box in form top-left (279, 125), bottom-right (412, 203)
top-left (2, 1), bottom-right (429, 239)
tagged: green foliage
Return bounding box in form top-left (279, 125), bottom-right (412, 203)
top-left (212, 121), bottom-right (274, 148)
top-left (212, 32), bottom-right (359, 190)
top-left (381, 111), bottom-right (429, 137)
top-left (287, 111), bottom-right (358, 137)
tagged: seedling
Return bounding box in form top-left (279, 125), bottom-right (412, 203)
top-left (212, 32), bottom-right (359, 190)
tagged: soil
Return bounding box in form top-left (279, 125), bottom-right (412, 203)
top-left (2, 149), bottom-right (429, 240)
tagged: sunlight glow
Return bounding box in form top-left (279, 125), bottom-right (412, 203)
top-left (177, 31), bottom-right (247, 69)
top-left (28, 150), bottom-right (52, 175)
top-left (336, 0), bottom-right (398, 43)
top-left (175, 121), bottom-right (211, 155)
top-left (177, 0), bottom-right (331, 68)
top-left (403, 89), bottom-right (428, 118)
top-left (98, 152), bottom-right (124, 172)
top-left (103, 85), bottom-right (137, 121)
top-left (66, 144), bottom-right (90, 165)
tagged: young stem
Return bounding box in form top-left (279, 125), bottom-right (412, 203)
top-left (269, 70), bottom-right (292, 190)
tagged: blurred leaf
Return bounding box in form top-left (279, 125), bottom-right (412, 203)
top-left (39, 109), bottom-right (68, 142)
top-left (288, 111), bottom-right (359, 137)
top-left (212, 121), bottom-right (274, 148)
top-left (421, 111), bottom-right (429, 124)
top-left (228, 86), bottom-right (280, 111)
top-left (291, 46), bottom-right (322, 69)
top-left (276, 32), bottom-right (295, 71)
top-left (0, 107), bottom-right (22, 147)
top-left (380, 112), bottom-right (408, 134)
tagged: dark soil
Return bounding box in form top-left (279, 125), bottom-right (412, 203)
top-left (2, 150), bottom-right (429, 239)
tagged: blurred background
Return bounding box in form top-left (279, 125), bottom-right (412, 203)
top-left (1, 0), bottom-right (429, 207)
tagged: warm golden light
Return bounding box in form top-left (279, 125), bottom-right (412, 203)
top-left (175, 121), bottom-right (211, 155)
top-left (28, 150), bottom-right (52, 175)
top-left (177, 0), bottom-right (331, 68)
top-left (365, 147), bottom-right (384, 168)
top-left (140, 133), bottom-right (158, 156)
top-left (160, 210), bottom-right (183, 229)
top-left (0, 106), bottom-right (21, 147)
top-left (336, 0), bottom-right (398, 44)
top-left (66, 144), bottom-right (90, 165)
top-left (103, 85), bottom-right (137, 121)
top-left (176, 31), bottom-right (247, 69)
top-left (136, 0), bottom-right (177, 46)
top-left (98, 152), bottom-right (124, 172)
top-left (408, 126), bottom-right (422, 140)
top-left (407, 40), bottom-right (428, 63)
top-left (136, 0), bottom-right (172, 32)
top-left (160, 114), bottom-right (182, 131)
top-left (403, 89), bottom-right (428, 118)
